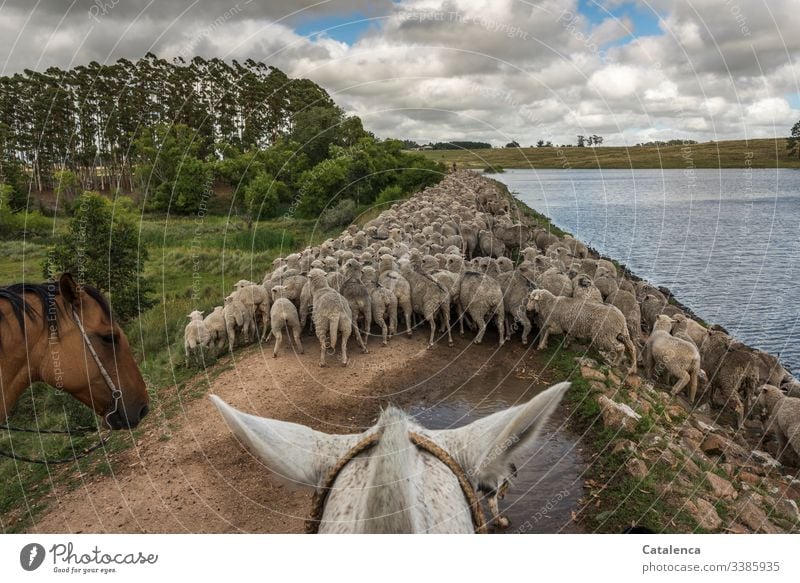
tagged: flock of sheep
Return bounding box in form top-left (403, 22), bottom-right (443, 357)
top-left (185, 170), bottom-right (800, 464)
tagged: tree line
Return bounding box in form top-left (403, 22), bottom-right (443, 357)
top-left (0, 54), bottom-right (338, 197)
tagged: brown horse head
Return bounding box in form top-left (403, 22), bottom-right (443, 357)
top-left (0, 274), bottom-right (149, 429)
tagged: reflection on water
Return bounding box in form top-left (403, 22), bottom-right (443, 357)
top-left (408, 363), bottom-right (586, 533)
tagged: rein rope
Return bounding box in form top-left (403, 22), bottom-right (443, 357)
top-left (0, 306), bottom-right (120, 465)
top-left (305, 431), bottom-right (488, 534)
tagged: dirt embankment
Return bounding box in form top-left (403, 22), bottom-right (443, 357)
top-left (28, 332), bottom-right (572, 534)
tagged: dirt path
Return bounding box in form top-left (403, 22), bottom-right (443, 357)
top-left (28, 333), bottom-right (576, 534)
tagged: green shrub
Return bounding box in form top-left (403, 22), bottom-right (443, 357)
top-left (43, 192), bottom-right (155, 321)
top-left (320, 198), bottom-right (357, 230)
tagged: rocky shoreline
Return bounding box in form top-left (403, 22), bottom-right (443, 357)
top-left (490, 175), bottom-right (800, 533)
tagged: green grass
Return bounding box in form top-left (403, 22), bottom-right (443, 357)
top-left (0, 207), bottom-right (339, 532)
top-left (419, 138), bottom-right (800, 170)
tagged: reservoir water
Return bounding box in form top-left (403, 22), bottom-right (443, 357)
top-left (496, 168), bottom-right (800, 373)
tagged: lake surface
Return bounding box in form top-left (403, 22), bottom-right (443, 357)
top-left (496, 168), bottom-right (800, 373)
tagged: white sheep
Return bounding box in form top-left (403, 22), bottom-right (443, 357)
top-left (643, 315), bottom-right (702, 402)
top-left (184, 310), bottom-right (211, 363)
top-left (308, 268), bottom-right (353, 367)
top-left (203, 306), bottom-right (227, 354)
top-left (756, 384), bottom-right (800, 466)
top-left (266, 286), bottom-right (304, 358)
top-left (526, 289), bottom-right (637, 373)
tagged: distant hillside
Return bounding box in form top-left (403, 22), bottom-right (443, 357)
top-left (417, 139), bottom-right (800, 169)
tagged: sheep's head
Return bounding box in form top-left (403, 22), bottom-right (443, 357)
top-left (653, 314), bottom-right (676, 332)
top-left (526, 289), bottom-right (549, 311)
top-left (308, 268), bottom-right (328, 287)
top-left (271, 285), bottom-right (288, 301)
top-left (188, 310), bottom-right (204, 320)
top-left (445, 255), bottom-right (463, 273)
top-left (343, 258), bottom-right (363, 279)
top-left (497, 257), bottom-right (514, 272)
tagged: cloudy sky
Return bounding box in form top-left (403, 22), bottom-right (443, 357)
top-left (2, 0), bottom-right (798, 146)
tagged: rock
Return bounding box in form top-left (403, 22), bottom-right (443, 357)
top-left (734, 494), bottom-right (783, 534)
top-left (692, 418), bottom-right (719, 434)
top-left (679, 426), bottom-right (704, 443)
top-left (588, 381), bottom-right (607, 394)
top-left (686, 498), bottom-right (722, 530)
top-left (607, 371), bottom-right (622, 386)
top-left (612, 439), bottom-right (637, 455)
top-left (626, 458), bottom-right (648, 479)
top-left (581, 366), bottom-right (606, 382)
top-left (598, 395), bottom-right (641, 432)
top-left (778, 499), bottom-right (800, 523)
top-left (725, 522), bottom-right (750, 534)
top-left (632, 397), bottom-right (653, 416)
top-left (701, 434), bottom-right (750, 462)
top-left (704, 471), bottom-right (737, 500)
top-left (751, 450), bottom-right (781, 470)
top-left (625, 374), bottom-right (642, 390)
top-left (738, 471), bottom-right (762, 486)
top-left (575, 357), bottom-right (598, 368)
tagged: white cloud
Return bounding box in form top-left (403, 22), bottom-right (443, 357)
top-left (0, 0), bottom-right (798, 146)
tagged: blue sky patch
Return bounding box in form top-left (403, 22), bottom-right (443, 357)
top-left (578, 0), bottom-right (662, 45)
top-left (294, 11), bottom-right (376, 44)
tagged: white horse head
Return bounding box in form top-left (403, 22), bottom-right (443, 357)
top-left (210, 381), bottom-right (570, 533)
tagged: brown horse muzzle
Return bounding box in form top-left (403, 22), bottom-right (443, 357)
top-left (106, 402), bottom-right (149, 429)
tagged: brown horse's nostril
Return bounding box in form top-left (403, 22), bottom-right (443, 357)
top-left (139, 404), bottom-right (149, 420)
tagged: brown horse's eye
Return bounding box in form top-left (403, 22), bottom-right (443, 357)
top-left (99, 334), bottom-right (117, 345)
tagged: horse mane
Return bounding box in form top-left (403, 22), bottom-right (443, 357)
top-left (0, 281), bottom-right (112, 336)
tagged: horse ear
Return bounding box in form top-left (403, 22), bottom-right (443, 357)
top-left (59, 273), bottom-right (82, 306)
top-left (210, 395), bottom-right (360, 491)
top-left (431, 382), bottom-right (570, 490)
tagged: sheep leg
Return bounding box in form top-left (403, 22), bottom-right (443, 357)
top-left (670, 371), bottom-right (690, 398)
top-left (379, 317), bottom-right (388, 346)
top-left (340, 326), bottom-right (350, 366)
top-left (520, 313), bottom-right (532, 345)
top-left (273, 328), bottom-right (282, 358)
top-left (495, 309), bottom-right (505, 347)
top-left (403, 301), bottom-right (413, 336)
top-left (364, 308), bottom-right (372, 349)
top-left (537, 326), bottom-right (551, 350)
top-left (688, 369), bottom-right (698, 403)
top-left (318, 333), bottom-right (327, 367)
top-left (458, 300), bottom-right (466, 336)
top-left (471, 309), bottom-right (487, 344)
top-left (389, 303), bottom-right (397, 337)
top-left (293, 325), bottom-right (305, 354)
top-left (352, 319), bottom-right (368, 354)
top-left (442, 306), bottom-right (453, 346)
top-left (426, 313), bottom-right (437, 348)
top-left (620, 332), bottom-right (638, 374)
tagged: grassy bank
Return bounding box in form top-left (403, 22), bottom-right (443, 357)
top-left (0, 208), bottom-right (338, 532)
top-left (419, 138), bottom-right (800, 170)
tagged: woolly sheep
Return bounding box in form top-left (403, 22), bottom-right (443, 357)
top-left (671, 313), bottom-right (709, 349)
top-left (643, 315), bottom-right (702, 403)
top-left (571, 274), bottom-right (603, 303)
top-left (362, 266), bottom-right (398, 345)
top-left (536, 267), bottom-right (573, 297)
top-left (478, 229), bottom-right (506, 259)
top-left (457, 269), bottom-right (505, 346)
top-left (266, 286), bottom-right (304, 358)
top-left (526, 289), bottom-right (637, 373)
top-left (401, 255), bottom-right (453, 348)
top-left (184, 310), bottom-right (211, 362)
top-left (593, 266), bottom-right (619, 300)
top-left (308, 268), bottom-right (353, 367)
top-left (223, 294), bottom-right (253, 350)
top-left (340, 259), bottom-right (371, 353)
top-left (378, 254), bottom-right (413, 337)
top-left (756, 384), bottom-right (800, 466)
top-left (203, 306), bottom-right (227, 354)
top-left (606, 289), bottom-right (642, 344)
